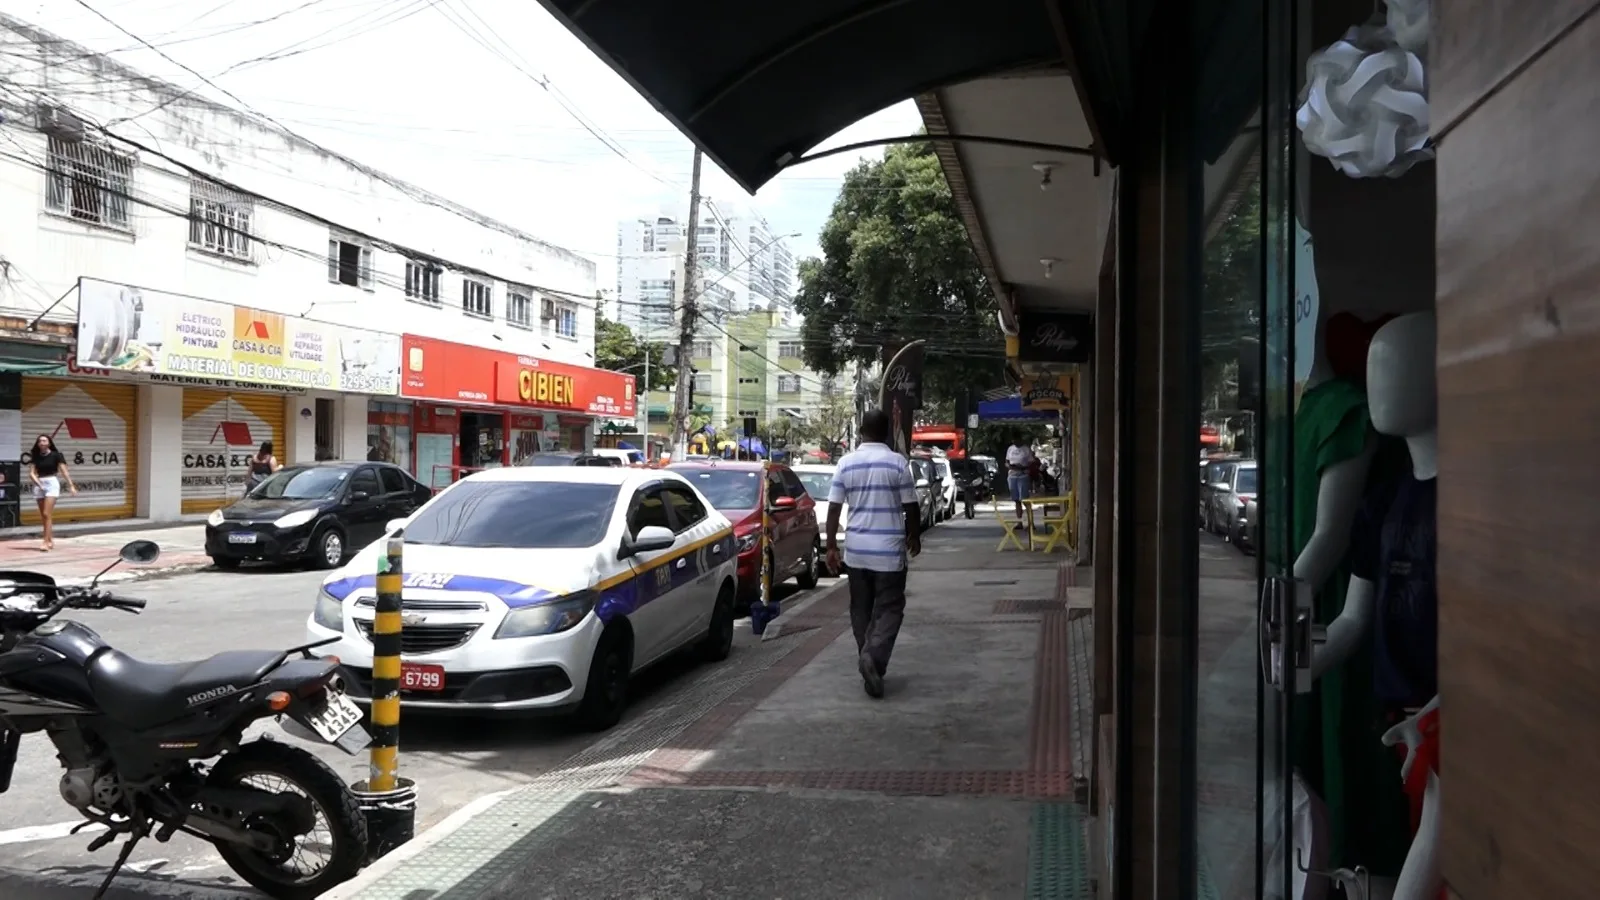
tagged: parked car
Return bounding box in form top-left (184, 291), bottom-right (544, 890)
top-left (305, 466), bottom-right (739, 729)
top-left (668, 461), bottom-right (822, 606)
top-left (928, 456), bottom-right (958, 520)
top-left (791, 464), bottom-right (844, 538)
top-left (908, 457), bottom-right (938, 531)
top-left (1199, 457), bottom-right (1242, 528)
top-left (590, 447), bottom-right (646, 466)
top-left (522, 451), bottom-right (621, 467)
top-left (1204, 460), bottom-right (1257, 540)
top-left (206, 461), bottom-right (432, 570)
top-left (1239, 495), bottom-right (1259, 552)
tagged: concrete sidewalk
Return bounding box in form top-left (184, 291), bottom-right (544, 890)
top-left (329, 516), bottom-right (1096, 900)
top-left (0, 522), bottom-right (212, 585)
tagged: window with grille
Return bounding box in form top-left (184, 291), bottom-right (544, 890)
top-left (462, 278), bottom-right (492, 318)
top-left (507, 288), bottom-right (533, 328)
top-left (777, 341), bottom-right (802, 358)
top-left (405, 260), bottom-right (441, 304)
top-left (188, 179), bottom-right (253, 260)
top-left (554, 301), bottom-right (578, 338)
top-left (328, 236), bottom-right (374, 289)
top-left (693, 373), bottom-right (712, 393)
top-left (692, 340), bottom-right (712, 358)
top-left (45, 137), bottom-right (132, 229)
top-left (778, 375), bottom-right (801, 393)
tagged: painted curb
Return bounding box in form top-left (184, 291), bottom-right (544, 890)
top-left (320, 788), bottom-right (518, 900)
top-left (55, 561), bottom-right (213, 587)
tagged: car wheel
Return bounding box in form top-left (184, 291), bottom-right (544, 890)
top-left (796, 539), bottom-right (821, 590)
top-left (698, 581), bottom-right (736, 663)
top-left (312, 528), bottom-right (345, 570)
top-left (577, 627), bottom-right (631, 732)
top-left (211, 556), bottom-right (240, 570)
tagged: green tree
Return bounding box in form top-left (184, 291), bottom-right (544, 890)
top-left (594, 314), bottom-right (675, 391)
top-left (811, 386), bottom-right (856, 459)
top-left (794, 142), bottom-right (1004, 406)
top-left (1200, 178), bottom-right (1260, 415)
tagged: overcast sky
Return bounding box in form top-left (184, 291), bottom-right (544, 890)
top-left (19, 0), bottom-right (922, 292)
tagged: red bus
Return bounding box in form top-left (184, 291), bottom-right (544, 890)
top-left (912, 425), bottom-right (966, 459)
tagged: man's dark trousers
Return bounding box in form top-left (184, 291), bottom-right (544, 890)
top-left (848, 567), bottom-right (907, 676)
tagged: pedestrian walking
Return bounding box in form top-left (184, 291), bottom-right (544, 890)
top-left (1005, 437), bottom-right (1033, 519)
top-left (28, 433), bottom-right (77, 552)
top-left (244, 441), bottom-right (280, 494)
top-left (823, 409), bottom-right (921, 699)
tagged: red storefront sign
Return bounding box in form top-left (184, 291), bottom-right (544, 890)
top-left (400, 335), bottom-right (636, 418)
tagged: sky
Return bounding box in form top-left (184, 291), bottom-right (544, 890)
top-left (17, 0), bottom-right (924, 293)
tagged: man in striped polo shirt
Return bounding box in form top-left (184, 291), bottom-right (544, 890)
top-left (824, 409), bottom-right (922, 699)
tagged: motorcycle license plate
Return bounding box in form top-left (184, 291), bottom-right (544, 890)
top-left (400, 663), bottom-right (446, 693)
top-left (227, 533), bottom-right (257, 544)
top-left (304, 692), bottom-right (364, 742)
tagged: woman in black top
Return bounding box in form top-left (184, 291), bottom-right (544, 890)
top-left (244, 441), bottom-right (281, 494)
top-left (29, 433), bottom-right (77, 551)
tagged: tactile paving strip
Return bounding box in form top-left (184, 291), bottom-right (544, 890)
top-left (1025, 802), bottom-right (1092, 899)
top-left (995, 598), bottom-right (1068, 615)
top-left (1067, 611), bottom-right (1094, 791)
top-left (620, 767), bottom-right (1077, 798)
top-left (1028, 610), bottom-right (1073, 780)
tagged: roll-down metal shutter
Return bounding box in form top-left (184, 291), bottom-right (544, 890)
top-left (21, 377), bottom-right (138, 524)
top-left (181, 388), bottom-right (287, 514)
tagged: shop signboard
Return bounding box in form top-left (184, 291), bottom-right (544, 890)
top-left (1016, 311), bottom-right (1092, 364)
top-left (1020, 374), bottom-right (1071, 412)
top-left (399, 334), bottom-right (636, 418)
top-left (73, 278), bottom-right (401, 395)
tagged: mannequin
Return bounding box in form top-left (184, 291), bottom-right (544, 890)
top-left (1310, 312), bottom-right (1441, 900)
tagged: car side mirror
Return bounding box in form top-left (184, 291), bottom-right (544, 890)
top-left (768, 496), bottom-right (796, 511)
top-left (351, 490), bottom-right (371, 502)
top-left (120, 540), bottom-right (160, 565)
top-left (622, 525), bottom-right (676, 559)
top-left (386, 517), bottom-right (410, 533)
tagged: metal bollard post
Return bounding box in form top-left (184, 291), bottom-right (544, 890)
top-left (352, 530), bottom-right (416, 863)
top-left (751, 459), bottom-right (777, 635)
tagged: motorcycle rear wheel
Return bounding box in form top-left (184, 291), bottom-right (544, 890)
top-left (206, 740), bottom-right (368, 900)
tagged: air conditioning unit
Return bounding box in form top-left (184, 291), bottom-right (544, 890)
top-left (35, 104), bottom-right (85, 141)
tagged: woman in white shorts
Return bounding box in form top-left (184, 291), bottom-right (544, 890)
top-left (29, 433), bottom-right (78, 551)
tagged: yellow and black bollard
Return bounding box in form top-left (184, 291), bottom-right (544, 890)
top-left (760, 459), bottom-right (773, 610)
top-left (352, 530), bottom-right (417, 863)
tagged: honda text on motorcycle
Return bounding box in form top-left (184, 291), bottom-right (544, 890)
top-left (0, 541), bottom-right (371, 899)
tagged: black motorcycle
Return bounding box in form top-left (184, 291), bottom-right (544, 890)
top-left (962, 472), bottom-right (991, 519)
top-left (0, 540), bottom-right (370, 900)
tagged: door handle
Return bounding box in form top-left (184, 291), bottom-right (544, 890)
top-left (675, 558), bottom-right (687, 570)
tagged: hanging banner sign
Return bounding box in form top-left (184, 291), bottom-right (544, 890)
top-left (880, 342), bottom-right (925, 458)
top-left (1021, 374), bottom-right (1071, 412)
top-left (73, 278), bottom-right (401, 395)
top-left (1017, 312), bottom-right (1092, 364)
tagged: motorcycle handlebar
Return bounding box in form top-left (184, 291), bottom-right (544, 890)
top-left (52, 588), bottom-right (145, 613)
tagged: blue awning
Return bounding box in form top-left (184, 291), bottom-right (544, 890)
top-left (738, 436), bottom-right (767, 454)
top-left (978, 396), bottom-right (1059, 423)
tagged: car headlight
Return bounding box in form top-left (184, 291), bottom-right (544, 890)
top-left (494, 591), bottom-right (598, 639)
top-left (735, 530), bottom-right (761, 553)
top-left (274, 509), bottom-right (318, 529)
top-left (206, 508), bottom-right (224, 527)
top-left (312, 587), bottom-right (343, 632)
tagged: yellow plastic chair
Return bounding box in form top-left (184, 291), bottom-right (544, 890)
top-left (994, 502), bottom-right (1028, 551)
top-left (1035, 494), bottom-right (1076, 554)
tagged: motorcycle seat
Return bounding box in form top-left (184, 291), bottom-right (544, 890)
top-left (87, 649), bottom-right (288, 728)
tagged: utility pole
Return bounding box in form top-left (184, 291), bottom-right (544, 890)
top-left (671, 148), bottom-right (704, 459)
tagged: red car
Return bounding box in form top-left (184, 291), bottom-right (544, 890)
top-left (668, 461), bottom-right (822, 607)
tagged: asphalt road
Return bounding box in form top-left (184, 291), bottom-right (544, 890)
top-left (0, 564), bottom-right (836, 899)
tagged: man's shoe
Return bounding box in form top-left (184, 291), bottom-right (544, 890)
top-left (859, 655), bottom-right (885, 699)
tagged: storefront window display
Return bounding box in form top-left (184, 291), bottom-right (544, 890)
top-left (367, 400), bottom-right (413, 472)
top-left (1191, 1), bottom-right (1440, 898)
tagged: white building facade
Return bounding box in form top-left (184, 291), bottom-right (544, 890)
top-left (0, 15), bottom-right (630, 526)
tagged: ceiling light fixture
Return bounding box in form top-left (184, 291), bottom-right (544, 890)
top-left (1040, 257), bottom-right (1059, 279)
top-left (1032, 162), bottom-right (1058, 191)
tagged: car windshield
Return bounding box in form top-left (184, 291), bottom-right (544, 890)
top-left (525, 455), bottom-right (579, 466)
top-left (404, 481), bottom-right (619, 549)
top-left (1235, 468), bottom-right (1257, 494)
top-left (911, 460), bottom-right (932, 482)
top-left (796, 471), bottom-right (833, 502)
top-left (933, 461), bottom-right (950, 478)
top-left (250, 467), bottom-right (349, 500)
top-left (673, 468), bottom-right (761, 510)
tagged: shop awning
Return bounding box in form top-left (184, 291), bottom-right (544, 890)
top-left (532, 0), bottom-right (1072, 192)
top-left (978, 395), bottom-right (1058, 423)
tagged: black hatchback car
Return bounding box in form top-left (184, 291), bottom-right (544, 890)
top-left (204, 461), bottom-right (432, 570)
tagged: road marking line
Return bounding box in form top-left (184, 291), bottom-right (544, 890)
top-left (0, 820), bottom-right (105, 846)
top-left (320, 787), bottom-right (517, 900)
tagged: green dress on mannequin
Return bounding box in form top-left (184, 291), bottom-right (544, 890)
top-left (1285, 376), bottom-right (1411, 875)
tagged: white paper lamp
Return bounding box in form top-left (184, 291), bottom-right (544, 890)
top-left (1296, 21), bottom-right (1432, 179)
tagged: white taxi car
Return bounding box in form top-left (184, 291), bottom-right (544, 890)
top-left (304, 466), bottom-right (738, 730)
top-left (791, 464), bottom-right (844, 536)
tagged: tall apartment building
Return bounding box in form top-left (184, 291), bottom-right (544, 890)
top-left (614, 199), bottom-right (797, 341)
top-left (0, 14), bottom-right (631, 525)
